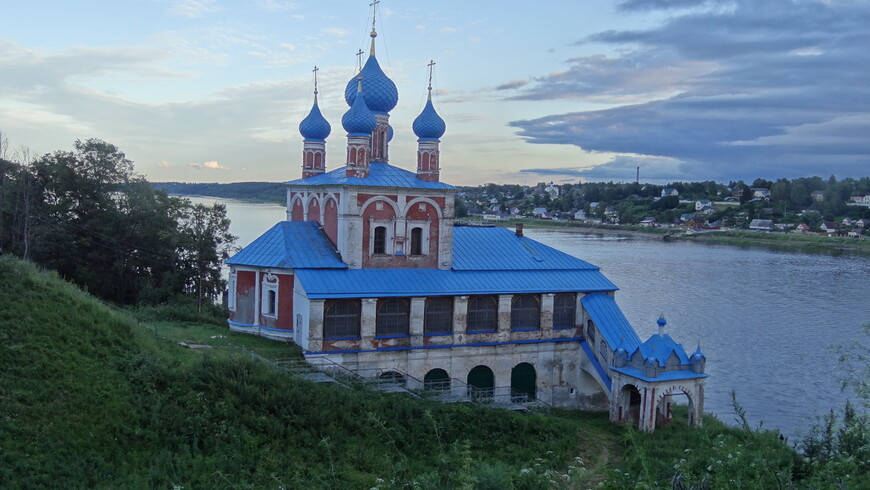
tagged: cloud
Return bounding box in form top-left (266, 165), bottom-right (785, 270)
top-left (255, 0), bottom-right (298, 12)
top-left (169, 0), bottom-right (219, 18)
top-left (507, 0), bottom-right (870, 181)
top-left (188, 160), bottom-right (230, 170)
top-left (496, 79), bottom-right (529, 91)
top-left (617, 0), bottom-right (708, 12)
top-left (157, 161), bottom-right (172, 168)
top-left (321, 28), bottom-right (350, 37)
top-left (520, 155), bottom-right (686, 183)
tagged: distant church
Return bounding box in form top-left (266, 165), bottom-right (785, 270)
top-left (225, 7), bottom-right (707, 431)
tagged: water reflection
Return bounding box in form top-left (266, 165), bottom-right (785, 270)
top-left (527, 229), bottom-right (869, 439)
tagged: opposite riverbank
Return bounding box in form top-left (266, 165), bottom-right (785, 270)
top-left (492, 218), bottom-right (870, 256)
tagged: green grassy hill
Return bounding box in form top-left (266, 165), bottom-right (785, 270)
top-left (0, 256), bottom-right (623, 488)
top-left (9, 255), bottom-right (841, 488)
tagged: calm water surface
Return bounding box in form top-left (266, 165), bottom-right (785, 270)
top-left (194, 196), bottom-right (870, 439)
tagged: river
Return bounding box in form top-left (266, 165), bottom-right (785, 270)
top-left (188, 196), bottom-right (870, 440)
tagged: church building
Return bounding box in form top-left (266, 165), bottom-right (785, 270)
top-left (225, 9), bottom-right (707, 429)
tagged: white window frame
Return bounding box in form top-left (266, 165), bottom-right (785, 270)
top-left (228, 271), bottom-right (237, 311)
top-left (369, 219), bottom-right (394, 256)
top-left (407, 220), bottom-right (429, 256)
top-left (261, 273), bottom-right (279, 318)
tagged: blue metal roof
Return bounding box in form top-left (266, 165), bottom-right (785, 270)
top-left (610, 366), bottom-right (708, 382)
top-left (226, 221), bottom-right (347, 269)
top-left (452, 227), bottom-right (600, 271)
top-left (582, 293), bottom-right (641, 352)
top-left (295, 268), bottom-right (616, 299)
top-left (635, 333), bottom-right (691, 365)
top-left (285, 161), bottom-right (455, 190)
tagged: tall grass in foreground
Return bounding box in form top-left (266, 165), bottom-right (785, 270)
top-left (3, 255), bottom-right (866, 488)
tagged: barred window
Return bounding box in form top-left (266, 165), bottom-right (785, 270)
top-left (373, 226), bottom-right (387, 254)
top-left (553, 293), bottom-right (576, 328)
top-left (511, 295), bottom-right (540, 330)
top-left (467, 295), bottom-right (498, 332)
top-left (376, 298), bottom-right (410, 336)
top-left (599, 339), bottom-right (610, 365)
top-left (410, 227), bottom-right (423, 256)
top-left (424, 297), bottom-right (453, 334)
top-left (324, 299), bottom-right (360, 338)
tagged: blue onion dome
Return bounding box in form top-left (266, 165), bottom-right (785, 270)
top-left (342, 79), bottom-right (377, 135)
top-left (344, 29), bottom-right (398, 113)
top-left (413, 96), bottom-right (446, 139)
top-left (657, 315), bottom-right (667, 327)
top-left (387, 124), bottom-right (394, 142)
top-left (646, 355), bottom-right (659, 366)
top-left (299, 96), bottom-right (331, 141)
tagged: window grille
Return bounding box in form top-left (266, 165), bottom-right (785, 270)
top-left (553, 293), bottom-right (576, 327)
top-left (376, 298), bottom-right (410, 336)
top-left (410, 227), bottom-right (423, 255)
top-left (424, 297), bottom-right (453, 334)
top-left (511, 295), bottom-right (540, 330)
top-left (324, 299), bottom-right (360, 338)
top-left (373, 226), bottom-right (387, 254)
top-left (599, 339), bottom-right (610, 365)
top-left (467, 295), bottom-right (498, 332)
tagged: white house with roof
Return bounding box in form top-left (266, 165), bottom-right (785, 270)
top-left (224, 7), bottom-right (706, 429)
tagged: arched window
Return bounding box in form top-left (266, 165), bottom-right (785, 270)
top-left (372, 131), bottom-right (381, 158)
top-left (410, 227), bottom-right (423, 256)
top-left (314, 152), bottom-right (322, 169)
top-left (424, 368), bottom-right (450, 391)
top-left (553, 293), bottom-right (576, 328)
top-left (376, 298), bottom-right (410, 336)
top-left (467, 295), bottom-right (498, 333)
top-left (586, 319), bottom-right (595, 342)
top-left (373, 226), bottom-right (387, 254)
top-left (511, 363), bottom-right (537, 401)
top-left (261, 274), bottom-right (278, 318)
top-left (467, 365), bottom-right (495, 400)
top-left (324, 299), bottom-right (360, 338)
top-left (266, 290), bottom-right (277, 315)
top-left (424, 297), bottom-right (453, 334)
top-left (511, 295), bottom-right (540, 330)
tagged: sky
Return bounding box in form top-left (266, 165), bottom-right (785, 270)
top-left (1, 0), bottom-right (868, 186)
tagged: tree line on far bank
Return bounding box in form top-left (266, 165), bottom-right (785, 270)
top-left (0, 135), bottom-right (236, 307)
top-left (460, 177), bottom-right (870, 227)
